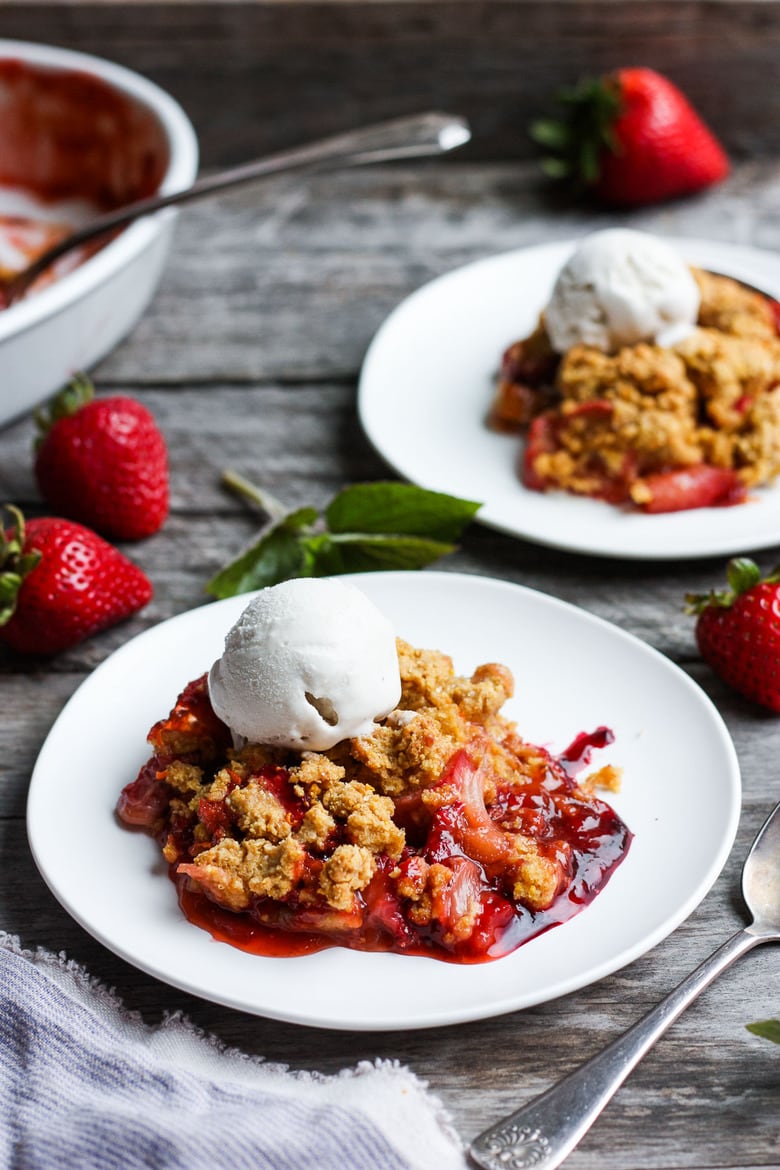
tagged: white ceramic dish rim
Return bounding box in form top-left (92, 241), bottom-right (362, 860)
top-left (0, 39), bottom-right (198, 344)
top-left (26, 571), bottom-right (742, 1031)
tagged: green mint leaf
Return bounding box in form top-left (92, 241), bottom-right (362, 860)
top-left (210, 476), bottom-right (481, 598)
top-left (205, 507), bottom-right (318, 598)
top-left (302, 531), bottom-right (458, 575)
top-left (747, 1019), bottom-right (780, 1044)
top-left (325, 482), bottom-right (480, 542)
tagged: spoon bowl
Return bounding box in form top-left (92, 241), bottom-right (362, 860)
top-left (743, 801), bottom-right (780, 932)
top-left (470, 801), bottom-right (780, 1170)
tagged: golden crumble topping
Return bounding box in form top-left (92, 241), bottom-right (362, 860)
top-left (318, 844), bottom-right (376, 911)
top-left (491, 267), bottom-right (780, 511)
top-left (693, 268), bottom-right (777, 339)
top-left (119, 648), bottom-right (631, 964)
top-left (228, 782), bottom-right (291, 842)
top-left (164, 761), bottom-right (204, 795)
top-left (295, 803), bottom-right (336, 850)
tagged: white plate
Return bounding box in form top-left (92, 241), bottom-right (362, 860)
top-left (27, 571), bottom-right (740, 1031)
top-left (358, 237), bottom-right (780, 560)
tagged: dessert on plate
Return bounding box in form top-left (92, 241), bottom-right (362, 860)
top-left (490, 229), bottom-right (780, 512)
top-left (118, 578), bottom-right (631, 963)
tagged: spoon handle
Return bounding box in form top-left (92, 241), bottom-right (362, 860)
top-left (469, 927), bottom-right (767, 1170)
top-left (92, 109), bottom-right (469, 230)
top-left (9, 111), bottom-right (469, 302)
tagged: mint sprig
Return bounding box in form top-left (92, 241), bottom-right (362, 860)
top-left (206, 474), bottom-right (481, 600)
top-left (747, 1019), bottom-right (780, 1044)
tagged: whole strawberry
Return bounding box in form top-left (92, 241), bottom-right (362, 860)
top-left (34, 375), bottom-right (169, 541)
top-left (532, 67), bottom-right (729, 207)
top-left (687, 558), bottom-right (780, 712)
top-left (0, 507), bottom-right (152, 655)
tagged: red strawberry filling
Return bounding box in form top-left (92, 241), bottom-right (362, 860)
top-left (637, 465), bottom-right (747, 513)
top-left (118, 673), bottom-right (632, 964)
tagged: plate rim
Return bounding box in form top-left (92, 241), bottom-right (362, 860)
top-left (357, 236), bottom-right (780, 561)
top-left (26, 570), bottom-right (742, 1030)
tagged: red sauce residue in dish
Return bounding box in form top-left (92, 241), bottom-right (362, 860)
top-left (0, 59), bottom-right (169, 209)
top-left (0, 215), bottom-right (87, 307)
top-left (0, 58), bottom-right (171, 306)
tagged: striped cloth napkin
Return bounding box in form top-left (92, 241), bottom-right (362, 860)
top-left (0, 934), bottom-right (467, 1170)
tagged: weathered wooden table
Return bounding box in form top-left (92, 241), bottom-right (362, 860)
top-left (2, 149), bottom-right (780, 1167)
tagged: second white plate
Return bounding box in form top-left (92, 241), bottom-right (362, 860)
top-left (358, 237), bottom-right (780, 559)
top-left (27, 572), bottom-right (741, 1030)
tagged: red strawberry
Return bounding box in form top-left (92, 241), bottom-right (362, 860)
top-left (34, 375), bottom-right (169, 541)
top-left (0, 507), bottom-right (152, 655)
top-left (638, 465), bottom-right (747, 513)
top-left (532, 67), bottom-right (729, 207)
top-left (686, 558), bottom-right (780, 712)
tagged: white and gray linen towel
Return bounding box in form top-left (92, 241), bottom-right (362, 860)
top-left (0, 934), bottom-right (468, 1170)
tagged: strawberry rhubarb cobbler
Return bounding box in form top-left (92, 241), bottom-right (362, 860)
top-left (118, 579), bottom-right (630, 963)
top-left (490, 230), bottom-right (780, 513)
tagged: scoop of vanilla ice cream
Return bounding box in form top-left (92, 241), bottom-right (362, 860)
top-left (208, 577), bottom-right (402, 751)
top-left (543, 229), bottom-right (700, 353)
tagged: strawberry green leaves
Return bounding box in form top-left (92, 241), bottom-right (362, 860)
top-left (0, 506), bottom-right (42, 627)
top-left (686, 557), bottom-right (780, 713)
top-left (530, 76), bottom-right (622, 184)
top-left (685, 557), bottom-right (779, 614)
top-left (206, 475), bottom-right (481, 600)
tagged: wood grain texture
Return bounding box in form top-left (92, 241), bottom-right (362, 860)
top-left (6, 1), bottom-right (780, 163)
top-left (0, 159), bottom-right (777, 390)
top-left (2, 154), bottom-right (780, 1168)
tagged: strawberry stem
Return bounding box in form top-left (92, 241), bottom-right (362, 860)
top-left (34, 373), bottom-right (94, 445)
top-left (685, 556), bottom-right (780, 615)
top-left (530, 74), bottom-right (623, 187)
top-left (726, 557), bottom-right (762, 595)
top-left (0, 505), bottom-right (41, 626)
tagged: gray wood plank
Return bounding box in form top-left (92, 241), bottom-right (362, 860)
top-left (0, 160), bottom-right (775, 391)
top-left (6, 1), bottom-right (780, 165)
top-left (68, 159), bottom-right (780, 382)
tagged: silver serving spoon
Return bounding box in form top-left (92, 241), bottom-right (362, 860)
top-left (0, 110), bottom-right (470, 308)
top-left (470, 800), bottom-right (780, 1170)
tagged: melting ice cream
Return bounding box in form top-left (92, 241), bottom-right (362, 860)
top-left (208, 577), bottom-right (402, 751)
top-left (543, 228), bottom-right (700, 353)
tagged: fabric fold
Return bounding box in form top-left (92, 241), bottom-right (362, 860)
top-left (0, 934), bottom-right (467, 1170)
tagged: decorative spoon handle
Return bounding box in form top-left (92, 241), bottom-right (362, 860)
top-left (7, 110), bottom-right (470, 304)
top-left (469, 927), bottom-right (770, 1170)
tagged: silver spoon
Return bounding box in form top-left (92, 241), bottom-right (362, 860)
top-left (470, 799), bottom-right (780, 1170)
top-left (0, 110), bottom-right (470, 308)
